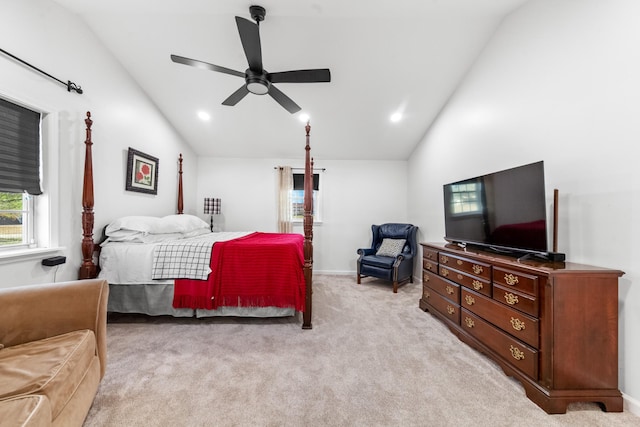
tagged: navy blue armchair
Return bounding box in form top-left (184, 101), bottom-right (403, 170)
top-left (357, 223), bottom-right (418, 293)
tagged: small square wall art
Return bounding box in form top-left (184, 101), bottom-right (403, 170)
top-left (125, 147), bottom-right (158, 195)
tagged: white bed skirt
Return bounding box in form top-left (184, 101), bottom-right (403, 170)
top-left (107, 283), bottom-right (295, 318)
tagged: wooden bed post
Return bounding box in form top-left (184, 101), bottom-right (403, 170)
top-left (79, 112), bottom-right (98, 279)
top-left (302, 122), bottom-right (313, 329)
top-left (177, 153), bottom-right (184, 214)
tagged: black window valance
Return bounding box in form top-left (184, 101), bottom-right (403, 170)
top-left (0, 98), bottom-right (42, 195)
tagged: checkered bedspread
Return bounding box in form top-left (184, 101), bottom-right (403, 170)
top-left (151, 232), bottom-right (250, 280)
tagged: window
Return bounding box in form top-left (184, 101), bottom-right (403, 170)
top-left (0, 192), bottom-right (34, 247)
top-left (449, 182), bottom-right (482, 215)
top-left (291, 172), bottom-right (322, 222)
top-left (0, 97), bottom-right (42, 251)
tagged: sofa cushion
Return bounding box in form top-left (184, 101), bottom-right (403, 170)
top-left (0, 330), bottom-right (96, 420)
top-left (0, 395), bottom-right (51, 427)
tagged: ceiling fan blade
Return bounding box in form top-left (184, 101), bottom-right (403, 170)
top-left (269, 69), bottom-right (331, 84)
top-left (268, 85), bottom-right (301, 114)
top-left (170, 54), bottom-right (245, 78)
top-left (222, 85), bottom-right (250, 106)
top-left (235, 17), bottom-right (263, 72)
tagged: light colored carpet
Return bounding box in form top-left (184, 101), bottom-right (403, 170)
top-left (84, 275), bottom-right (640, 426)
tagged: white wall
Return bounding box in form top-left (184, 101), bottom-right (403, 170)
top-left (408, 0), bottom-right (640, 411)
top-left (197, 157), bottom-right (408, 273)
top-left (0, 0), bottom-right (196, 287)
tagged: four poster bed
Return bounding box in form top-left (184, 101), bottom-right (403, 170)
top-left (78, 112), bottom-right (314, 328)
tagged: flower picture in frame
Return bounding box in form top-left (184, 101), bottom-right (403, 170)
top-left (125, 148), bottom-right (158, 194)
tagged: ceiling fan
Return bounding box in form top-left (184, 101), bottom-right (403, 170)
top-left (170, 5), bottom-right (331, 114)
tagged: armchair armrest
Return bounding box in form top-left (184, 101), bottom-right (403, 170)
top-left (0, 279), bottom-right (109, 378)
top-left (357, 248), bottom-right (376, 256)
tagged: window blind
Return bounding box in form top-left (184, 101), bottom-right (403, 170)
top-left (0, 98), bottom-right (42, 195)
top-left (293, 173), bottom-right (319, 191)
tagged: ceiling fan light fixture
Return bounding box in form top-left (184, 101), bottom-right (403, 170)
top-left (247, 81), bottom-right (269, 95)
top-left (246, 69), bottom-right (270, 95)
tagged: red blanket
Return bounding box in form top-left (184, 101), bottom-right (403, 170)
top-left (173, 232), bottom-right (306, 311)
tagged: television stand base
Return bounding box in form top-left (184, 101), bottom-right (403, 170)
top-left (517, 251), bottom-right (566, 263)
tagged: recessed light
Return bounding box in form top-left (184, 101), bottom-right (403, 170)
top-left (390, 112), bottom-right (402, 123)
top-left (197, 111), bottom-right (211, 121)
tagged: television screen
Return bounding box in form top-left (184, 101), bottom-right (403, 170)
top-left (443, 161), bottom-right (548, 254)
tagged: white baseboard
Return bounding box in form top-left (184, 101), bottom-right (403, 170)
top-left (624, 392), bottom-right (640, 417)
top-left (314, 270), bottom-right (354, 276)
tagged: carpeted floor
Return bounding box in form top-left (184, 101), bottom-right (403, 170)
top-left (84, 275), bottom-right (640, 426)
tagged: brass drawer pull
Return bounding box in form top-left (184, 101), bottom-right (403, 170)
top-left (457, 260), bottom-right (463, 266)
top-left (504, 293), bottom-right (519, 305)
top-left (424, 290), bottom-right (431, 299)
top-left (464, 317), bottom-right (475, 328)
top-left (510, 345), bottom-right (525, 361)
top-left (442, 268), bottom-right (450, 277)
top-left (464, 295), bottom-right (475, 306)
top-left (440, 255), bottom-right (449, 264)
top-left (446, 285), bottom-right (454, 295)
top-left (424, 275), bottom-right (430, 282)
top-left (446, 305), bottom-right (455, 315)
top-left (457, 274), bottom-right (463, 280)
top-left (472, 264), bottom-right (484, 275)
top-left (425, 262), bottom-right (432, 270)
top-left (510, 317), bottom-right (526, 331)
top-left (472, 280), bottom-right (483, 291)
top-left (504, 273), bottom-right (519, 286)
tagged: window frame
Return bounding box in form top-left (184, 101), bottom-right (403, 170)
top-left (0, 93), bottom-right (61, 261)
top-left (0, 192), bottom-right (34, 250)
top-left (291, 170), bottom-right (323, 224)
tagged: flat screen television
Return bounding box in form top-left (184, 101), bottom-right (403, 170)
top-left (443, 161), bottom-right (551, 258)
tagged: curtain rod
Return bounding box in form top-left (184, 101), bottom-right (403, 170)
top-left (0, 48), bottom-right (83, 94)
top-left (274, 167), bottom-right (326, 171)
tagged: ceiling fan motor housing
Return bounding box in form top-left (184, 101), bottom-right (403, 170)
top-left (245, 69), bottom-right (270, 94)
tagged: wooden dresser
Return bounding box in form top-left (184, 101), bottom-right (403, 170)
top-left (419, 242), bottom-right (623, 414)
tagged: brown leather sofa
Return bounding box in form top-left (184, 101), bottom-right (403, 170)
top-left (0, 279), bottom-right (108, 426)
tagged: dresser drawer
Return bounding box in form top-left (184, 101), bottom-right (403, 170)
top-left (424, 270), bottom-right (460, 302)
top-left (493, 266), bottom-right (539, 296)
top-left (461, 309), bottom-right (538, 379)
top-left (493, 284), bottom-right (539, 317)
top-left (439, 266), bottom-right (491, 297)
top-left (423, 258), bottom-right (438, 273)
top-left (460, 288), bottom-right (539, 348)
top-left (439, 252), bottom-right (491, 281)
top-left (422, 246), bottom-right (439, 262)
top-left (422, 286), bottom-right (460, 325)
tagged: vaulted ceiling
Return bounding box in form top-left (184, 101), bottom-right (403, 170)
top-left (52, 0), bottom-right (528, 160)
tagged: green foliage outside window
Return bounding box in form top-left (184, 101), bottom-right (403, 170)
top-left (0, 192), bottom-right (23, 246)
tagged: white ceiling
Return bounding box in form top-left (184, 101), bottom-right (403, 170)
top-left (52, 0), bottom-right (528, 160)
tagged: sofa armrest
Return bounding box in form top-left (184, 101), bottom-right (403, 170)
top-left (0, 279), bottom-right (109, 378)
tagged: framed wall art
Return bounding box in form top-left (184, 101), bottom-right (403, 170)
top-left (125, 148), bottom-right (159, 194)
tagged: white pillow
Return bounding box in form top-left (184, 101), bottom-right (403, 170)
top-left (158, 215), bottom-right (209, 233)
top-left (106, 214), bottom-right (209, 235)
top-left (376, 238), bottom-right (406, 257)
top-left (105, 216), bottom-right (160, 234)
top-left (102, 231), bottom-right (184, 245)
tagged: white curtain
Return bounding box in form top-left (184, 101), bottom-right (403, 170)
top-left (277, 166), bottom-right (293, 233)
